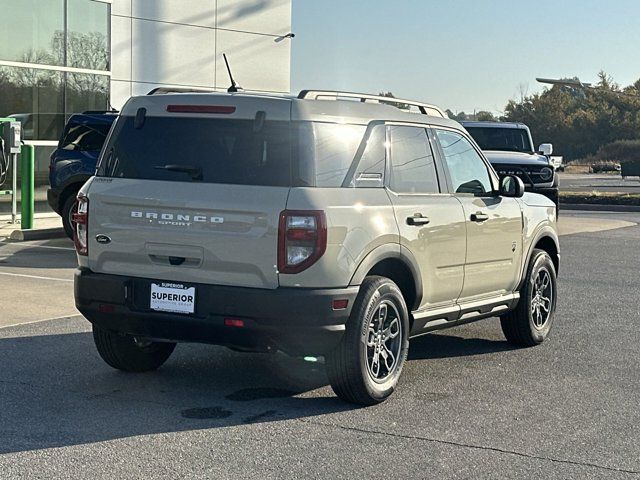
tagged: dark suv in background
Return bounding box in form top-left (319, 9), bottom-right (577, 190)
top-left (461, 121), bottom-right (559, 208)
top-left (48, 111), bottom-right (117, 238)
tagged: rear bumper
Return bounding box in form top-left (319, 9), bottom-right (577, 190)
top-left (74, 269), bottom-right (359, 356)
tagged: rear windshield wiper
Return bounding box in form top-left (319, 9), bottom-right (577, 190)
top-left (154, 164), bottom-right (203, 181)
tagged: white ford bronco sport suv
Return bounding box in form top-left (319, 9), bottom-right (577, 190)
top-left (74, 89), bottom-right (559, 405)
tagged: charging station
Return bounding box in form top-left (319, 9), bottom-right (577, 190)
top-left (0, 118), bottom-right (21, 224)
top-left (1, 119), bottom-right (34, 228)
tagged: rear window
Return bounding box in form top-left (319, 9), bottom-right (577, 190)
top-left (100, 116), bottom-right (293, 187)
top-left (99, 115), bottom-right (369, 188)
top-left (60, 120), bottom-right (113, 151)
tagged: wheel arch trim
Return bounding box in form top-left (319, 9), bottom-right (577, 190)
top-left (348, 243), bottom-right (423, 311)
top-left (518, 227), bottom-right (560, 291)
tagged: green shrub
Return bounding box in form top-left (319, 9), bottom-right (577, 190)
top-left (573, 139), bottom-right (640, 164)
top-left (594, 139), bottom-right (640, 164)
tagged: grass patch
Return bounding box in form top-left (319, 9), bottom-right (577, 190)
top-left (560, 191), bottom-right (640, 206)
top-left (563, 165), bottom-right (591, 174)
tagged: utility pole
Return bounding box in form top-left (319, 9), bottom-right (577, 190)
top-left (537, 77), bottom-right (639, 98)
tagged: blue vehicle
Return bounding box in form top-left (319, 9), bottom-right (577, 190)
top-left (48, 111), bottom-right (117, 238)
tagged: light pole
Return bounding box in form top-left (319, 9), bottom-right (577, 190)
top-left (536, 77), bottom-right (591, 88)
top-left (537, 77), bottom-right (638, 98)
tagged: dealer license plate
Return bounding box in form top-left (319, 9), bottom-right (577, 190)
top-left (150, 282), bottom-right (196, 314)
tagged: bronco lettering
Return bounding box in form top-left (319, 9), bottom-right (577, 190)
top-left (130, 211), bottom-right (224, 224)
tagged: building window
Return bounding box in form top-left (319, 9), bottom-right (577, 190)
top-left (0, 66), bottom-right (65, 141)
top-left (0, 0), bottom-right (65, 67)
top-left (66, 73), bottom-right (109, 116)
top-left (0, 0), bottom-right (111, 185)
top-left (0, 0), bottom-right (111, 142)
top-left (67, 0), bottom-right (110, 71)
top-left (0, 67), bottom-right (108, 142)
top-left (0, 0), bottom-right (110, 71)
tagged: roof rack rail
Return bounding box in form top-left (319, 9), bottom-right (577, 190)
top-left (147, 87), bottom-right (215, 95)
top-left (297, 90), bottom-right (447, 118)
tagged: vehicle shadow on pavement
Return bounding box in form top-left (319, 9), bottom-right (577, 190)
top-left (0, 241), bottom-right (77, 270)
top-left (0, 327), bottom-right (515, 454)
top-left (408, 332), bottom-right (517, 361)
top-left (0, 330), bottom-right (351, 455)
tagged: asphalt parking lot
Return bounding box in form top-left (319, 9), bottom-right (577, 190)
top-left (1, 211), bottom-right (639, 479)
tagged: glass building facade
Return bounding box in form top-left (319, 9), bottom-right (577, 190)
top-left (0, 0), bottom-right (110, 184)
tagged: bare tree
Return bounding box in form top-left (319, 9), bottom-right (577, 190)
top-left (6, 55), bottom-right (60, 88)
top-left (516, 83), bottom-right (529, 103)
top-left (53, 31), bottom-right (109, 72)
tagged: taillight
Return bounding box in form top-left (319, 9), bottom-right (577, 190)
top-left (72, 193), bottom-right (89, 256)
top-left (278, 210), bottom-right (327, 274)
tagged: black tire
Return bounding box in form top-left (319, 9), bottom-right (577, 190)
top-left (61, 193), bottom-right (78, 240)
top-left (501, 249), bottom-right (557, 346)
top-left (326, 276), bottom-right (410, 405)
top-left (92, 324), bottom-right (176, 372)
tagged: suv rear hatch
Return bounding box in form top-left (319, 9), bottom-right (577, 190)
top-left (87, 94), bottom-right (292, 289)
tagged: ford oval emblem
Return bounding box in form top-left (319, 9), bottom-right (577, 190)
top-left (95, 234), bottom-right (111, 244)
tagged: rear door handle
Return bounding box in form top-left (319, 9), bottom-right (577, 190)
top-left (406, 213), bottom-right (430, 226)
top-left (470, 212), bottom-right (489, 222)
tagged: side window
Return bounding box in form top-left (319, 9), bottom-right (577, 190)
top-left (353, 124), bottom-right (386, 187)
top-left (388, 126), bottom-right (439, 194)
top-left (297, 122), bottom-right (366, 187)
top-left (435, 129), bottom-right (493, 195)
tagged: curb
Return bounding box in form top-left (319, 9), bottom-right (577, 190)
top-left (8, 227), bottom-right (67, 241)
top-left (560, 203), bottom-right (640, 213)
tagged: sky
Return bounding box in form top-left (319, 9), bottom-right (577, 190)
top-left (291, 0), bottom-right (640, 115)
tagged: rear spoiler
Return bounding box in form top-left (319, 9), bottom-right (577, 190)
top-left (147, 87), bottom-right (215, 96)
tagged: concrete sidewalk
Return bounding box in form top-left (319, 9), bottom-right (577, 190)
top-left (0, 185), bottom-right (50, 214)
top-left (0, 213), bottom-right (65, 241)
top-left (0, 234), bottom-right (77, 329)
top-left (558, 214), bottom-right (636, 236)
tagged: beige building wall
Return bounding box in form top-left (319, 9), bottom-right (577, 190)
top-left (110, 0), bottom-right (292, 109)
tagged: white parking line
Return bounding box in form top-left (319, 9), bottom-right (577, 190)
top-left (0, 271), bottom-right (73, 282)
top-left (0, 313), bottom-right (82, 331)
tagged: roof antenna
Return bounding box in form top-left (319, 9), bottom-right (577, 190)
top-left (223, 53), bottom-right (241, 93)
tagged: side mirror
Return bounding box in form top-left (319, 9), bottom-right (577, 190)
top-left (538, 143), bottom-right (553, 156)
top-left (500, 175), bottom-right (525, 198)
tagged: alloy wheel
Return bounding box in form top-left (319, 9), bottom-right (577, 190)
top-left (531, 267), bottom-right (553, 329)
top-left (365, 300), bottom-right (402, 382)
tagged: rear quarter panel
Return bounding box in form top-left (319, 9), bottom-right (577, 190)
top-left (280, 188), bottom-right (398, 288)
